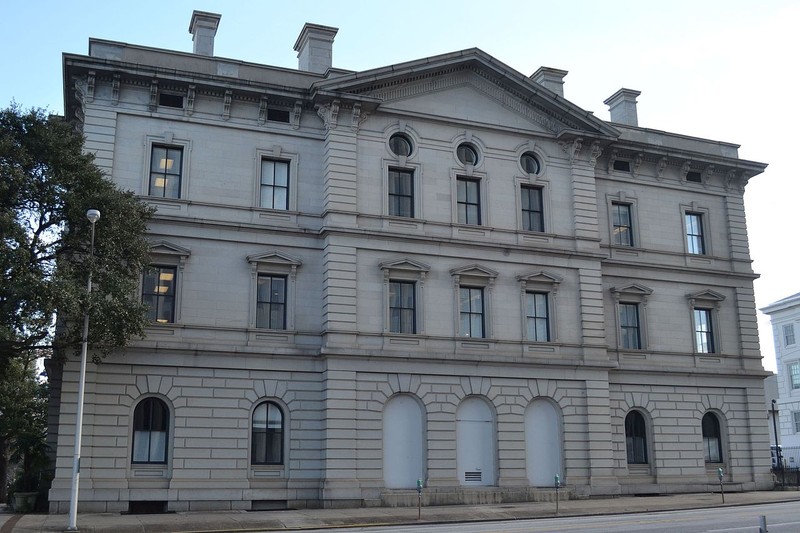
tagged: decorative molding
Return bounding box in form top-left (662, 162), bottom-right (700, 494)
top-left (607, 149), bottom-right (618, 172)
top-left (223, 89), bottom-right (232, 120)
top-left (111, 74), bottom-right (120, 106)
top-left (316, 100), bottom-right (340, 130)
top-left (258, 97), bottom-right (268, 125)
top-left (632, 153), bottom-right (644, 177)
top-left (681, 161), bottom-right (692, 180)
top-left (186, 85), bottom-right (196, 116)
top-left (149, 80), bottom-right (158, 111)
top-left (656, 157), bottom-right (668, 180)
top-left (86, 71), bottom-right (95, 103)
top-left (560, 137), bottom-right (583, 162)
top-left (292, 101), bottom-right (303, 130)
top-left (590, 141), bottom-right (603, 167)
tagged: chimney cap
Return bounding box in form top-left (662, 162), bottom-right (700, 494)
top-left (603, 88), bottom-right (641, 106)
top-left (293, 23), bottom-right (338, 52)
top-left (189, 10), bottom-right (221, 34)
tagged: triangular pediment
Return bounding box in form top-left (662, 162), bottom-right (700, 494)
top-left (379, 257), bottom-right (431, 273)
top-left (517, 270), bottom-right (562, 285)
top-left (687, 289), bottom-right (726, 302)
top-left (247, 250), bottom-right (302, 267)
top-left (149, 240), bottom-right (190, 257)
top-left (313, 49), bottom-right (619, 139)
top-left (450, 264), bottom-right (499, 279)
top-left (611, 283), bottom-right (653, 297)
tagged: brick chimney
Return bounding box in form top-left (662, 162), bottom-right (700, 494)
top-left (604, 88), bottom-right (641, 126)
top-left (531, 67), bottom-right (568, 98)
top-left (189, 10), bottom-right (221, 56)
top-left (293, 23), bottom-right (338, 74)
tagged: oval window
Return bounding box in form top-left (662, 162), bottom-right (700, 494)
top-left (389, 133), bottom-right (413, 157)
top-left (521, 152), bottom-right (541, 174)
top-left (456, 143), bottom-right (479, 165)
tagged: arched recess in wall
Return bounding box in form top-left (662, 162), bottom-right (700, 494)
top-left (383, 394), bottom-right (426, 489)
top-left (525, 398), bottom-right (562, 486)
top-left (456, 396), bottom-right (496, 486)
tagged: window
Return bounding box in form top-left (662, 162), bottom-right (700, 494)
top-left (520, 152), bottom-right (541, 175)
top-left (389, 133), bottom-right (413, 157)
top-left (267, 108), bottom-right (290, 123)
top-left (612, 202), bottom-right (634, 246)
top-left (149, 145), bottom-right (183, 198)
top-left (702, 412), bottom-right (723, 463)
top-left (132, 398), bottom-right (169, 464)
top-left (619, 303), bottom-right (641, 349)
top-left (790, 362), bottom-right (800, 390)
top-left (389, 281), bottom-right (416, 333)
top-left (142, 266), bottom-right (176, 324)
top-left (456, 143), bottom-right (478, 166)
top-left (260, 159), bottom-right (290, 210)
top-left (457, 177), bottom-right (481, 225)
top-left (686, 171), bottom-right (703, 183)
top-left (685, 212), bottom-right (706, 254)
top-left (794, 412), bottom-right (800, 433)
top-left (252, 401), bottom-right (284, 465)
top-left (613, 160), bottom-right (631, 172)
top-left (248, 251), bottom-right (301, 331)
top-left (459, 286), bottom-right (485, 338)
top-left (785, 324), bottom-right (796, 346)
top-left (388, 169), bottom-right (414, 218)
top-left (525, 291), bottom-right (550, 341)
top-left (521, 185), bottom-right (544, 232)
top-left (158, 93), bottom-right (183, 108)
top-left (256, 275), bottom-right (287, 329)
top-left (693, 308), bottom-right (715, 353)
top-left (625, 411), bottom-right (648, 464)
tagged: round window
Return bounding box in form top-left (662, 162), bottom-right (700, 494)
top-left (389, 133), bottom-right (413, 157)
top-left (521, 152), bottom-right (541, 174)
top-left (456, 143), bottom-right (479, 165)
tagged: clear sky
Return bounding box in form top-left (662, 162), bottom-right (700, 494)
top-left (3, 0), bottom-right (798, 372)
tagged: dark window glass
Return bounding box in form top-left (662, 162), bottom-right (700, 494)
top-left (261, 159), bottom-right (290, 210)
top-left (525, 292), bottom-right (549, 341)
top-left (702, 413), bottom-right (723, 463)
top-left (132, 398), bottom-right (169, 464)
top-left (149, 145), bottom-right (183, 198)
top-left (456, 143), bottom-right (478, 165)
top-left (389, 134), bottom-right (413, 157)
top-left (257, 275), bottom-right (287, 329)
top-left (620, 303), bottom-right (641, 349)
top-left (686, 171), bottom-right (703, 183)
top-left (625, 411), bottom-right (648, 464)
top-left (612, 202), bottom-right (634, 246)
top-left (252, 401), bottom-right (284, 465)
top-left (694, 308), bottom-right (715, 353)
top-left (520, 152), bottom-right (540, 174)
top-left (613, 160), bottom-right (631, 172)
top-left (389, 281), bottom-right (416, 334)
top-left (388, 169), bottom-right (414, 218)
top-left (459, 286), bottom-right (484, 338)
top-left (267, 108), bottom-right (291, 123)
top-left (457, 178), bottom-right (481, 225)
top-left (158, 93), bottom-right (183, 108)
top-left (142, 266), bottom-right (176, 323)
top-left (521, 185), bottom-right (544, 232)
top-left (685, 212), bottom-right (706, 254)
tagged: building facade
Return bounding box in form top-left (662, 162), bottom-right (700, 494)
top-left (50, 11), bottom-right (772, 513)
top-left (762, 293), bottom-right (800, 452)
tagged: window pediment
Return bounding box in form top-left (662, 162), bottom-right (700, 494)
top-left (450, 264), bottom-right (498, 279)
top-left (517, 270), bottom-right (562, 286)
top-left (380, 258), bottom-right (431, 273)
top-left (247, 251), bottom-right (302, 268)
top-left (687, 289), bottom-right (725, 303)
top-left (149, 240), bottom-right (191, 258)
top-left (612, 283), bottom-right (653, 299)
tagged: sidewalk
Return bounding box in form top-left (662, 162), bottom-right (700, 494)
top-left (3, 490), bottom-right (800, 533)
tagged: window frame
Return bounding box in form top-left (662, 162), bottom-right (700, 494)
top-left (451, 265), bottom-right (497, 339)
top-left (784, 324), bottom-right (796, 346)
top-left (624, 410), bottom-right (649, 465)
top-left (380, 258), bottom-right (430, 335)
top-left (251, 400), bottom-right (285, 466)
top-left (794, 411), bottom-right (800, 433)
top-left (389, 280), bottom-right (417, 334)
top-left (131, 397), bottom-right (170, 465)
top-left (611, 283), bottom-right (653, 351)
top-left (143, 241), bottom-right (190, 326)
top-left (521, 184), bottom-right (545, 233)
top-left (611, 201), bottom-right (635, 247)
top-left (789, 362), bottom-right (800, 390)
top-left (247, 251), bottom-right (301, 331)
top-left (456, 176), bottom-right (482, 225)
top-left (693, 308), bottom-right (715, 354)
top-left (619, 302), bottom-right (642, 350)
top-left (255, 147), bottom-right (299, 212)
top-left (682, 204), bottom-right (711, 256)
top-left (142, 265), bottom-right (178, 324)
top-left (388, 167), bottom-right (415, 218)
top-left (256, 274), bottom-right (288, 330)
top-left (144, 134), bottom-right (191, 200)
top-left (687, 290), bottom-right (725, 355)
top-left (702, 412), bottom-right (724, 464)
top-left (517, 271), bottom-right (561, 343)
top-left (259, 158), bottom-right (291, 211)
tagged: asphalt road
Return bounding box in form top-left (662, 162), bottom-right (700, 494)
top-left (271, 500), bottom-right (800, 533)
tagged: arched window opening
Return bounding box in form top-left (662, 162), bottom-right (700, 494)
top-left (252, 401), bottom-right (284, 465)
top-left (625, 411), bottom-right (648, 464)
top-left (132, 397), bottom-right (169, 464)
top-left (702, 412), bottom-right (723, 463)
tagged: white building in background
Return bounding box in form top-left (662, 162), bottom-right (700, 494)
top-left (762, 293), bottom-right (800, 448)
top-left (49, 10), bottom-right (772, 513)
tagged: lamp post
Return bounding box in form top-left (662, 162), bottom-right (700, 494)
top-left (67, 209), bottom-right (100, 531)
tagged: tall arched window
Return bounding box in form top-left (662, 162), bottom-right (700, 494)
top-left (702, 412), bottom-right (723, 463)
top-left (625, 411), bottom-right (648, 464)
top-left (132, 397), bottom-right (169, 464)
top-left (252, 401), bottom-right (284, 465)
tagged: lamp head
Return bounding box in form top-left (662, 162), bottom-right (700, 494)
top-left (86, 209), bottom-right (101, 224)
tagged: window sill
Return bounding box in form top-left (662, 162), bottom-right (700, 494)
top-left (250, 465), bottom-right (285, 479)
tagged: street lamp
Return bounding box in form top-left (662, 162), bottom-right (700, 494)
top-left (67, 209), bottom-right (100, 531)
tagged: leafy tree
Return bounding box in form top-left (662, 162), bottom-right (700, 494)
top-left (0, 105), bottom-right (154, 369)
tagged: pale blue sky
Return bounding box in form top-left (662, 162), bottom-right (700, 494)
top-left (3, 0), bottom-right (798, 371)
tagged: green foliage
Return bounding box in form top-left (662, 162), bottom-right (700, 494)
top-left (0, 105), bottom-right (154, 366)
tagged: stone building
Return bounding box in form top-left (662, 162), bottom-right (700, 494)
top-left (50, 11), bottom-right (772, 512)
top-left (762, 293), bottom-right (800, 451)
